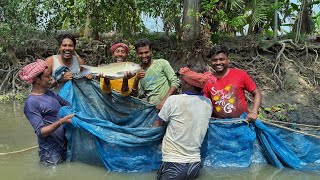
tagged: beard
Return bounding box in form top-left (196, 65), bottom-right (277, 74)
top-left (141, 56), bottom-right (151, 64)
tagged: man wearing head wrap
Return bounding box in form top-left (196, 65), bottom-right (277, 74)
top-left (45, 33), bottom-right (92, 94)
top-left (203, 45), bottom-right (262, 122)
top-left (152, 66), bottom-right (213, 180)
top-left (100, 41), bottom-right (136, 96)
top-left (19, 59), bottom-right (74, 165)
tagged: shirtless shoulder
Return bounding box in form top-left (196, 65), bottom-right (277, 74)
top-left (78, 57), bottom-right (85, 65)
top-left (45, 56), bottom-right (54, 67)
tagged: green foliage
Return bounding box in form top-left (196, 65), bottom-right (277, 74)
top-left (315, 12), bottom-right (320, 33)
top-left (0, 93), bottom-right (27, 101)
top-left (137, 0), bottom-right (182, 38)
top-left (0, 0), bottom-right (52, 65)
top-left (199, 0), bottom-right (320, 37)
top-left (1, 0), bottom-right (320, 47)
top-left (263, 103), bottom-right (296, 121)
top-left (28, 0), bottom-right (146, 38)
top-left (249, 0), bottom-right (269, 29)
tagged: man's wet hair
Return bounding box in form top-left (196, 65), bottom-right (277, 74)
top-left (207, 45), bottom-right (229, 58)
top-left (134, 38), bottom-right (152, 50)
top-left (58, 34), bottom-right (76, 47)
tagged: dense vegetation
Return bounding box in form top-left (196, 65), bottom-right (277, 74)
top-left (1, 0), bottom-right (320, 87)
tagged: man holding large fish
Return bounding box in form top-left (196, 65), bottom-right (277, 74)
top-left (132, 38), bottom-right (180, 110)
top-left (97, 41), bottom-right (138, 96)
top-left (45, 34), bottom-right (92, 93)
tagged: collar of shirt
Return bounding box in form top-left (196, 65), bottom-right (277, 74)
top-left (182, 91), bottom-right (204, 96)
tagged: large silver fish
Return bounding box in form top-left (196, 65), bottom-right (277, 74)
top-left (80, 62), bottom-right (141, 79)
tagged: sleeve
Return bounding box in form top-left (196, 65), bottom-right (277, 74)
top-left (100, 77), bottom-right (111, 94)
top-left (120, 89), bottom-right (132, 97)
top-left (162, 60), bottom-right (180, 88)
top-left (24, 100), bottom-right (45, 138)
top-left (158, 96), bottom-right (172, 122)
top-left (242, 71), bottom-right (257, 92)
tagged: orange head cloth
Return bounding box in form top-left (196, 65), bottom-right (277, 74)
top-left (178, 67), bottom-right (217, 88)
top-left (18, 59), bottom-right (48, 84)
top-left (110, 43), bottom-right (129, 54)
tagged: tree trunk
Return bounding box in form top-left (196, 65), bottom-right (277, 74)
top-left (181, 0), bottom-right (200, 41)
top-left (83, 1), bottom-right (99, 40)
top-left (92, 11), bottom-right (99, 40)
top-left (84, 13), bottom-right (91, 38)
top-left (300, 0), bottom-right (312, 34)
top-left (294, 0), bottom-right (312, 42)
top-left (273, 0), bottom-right (278, 40)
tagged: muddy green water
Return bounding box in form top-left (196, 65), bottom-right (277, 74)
top-left (1, 101), bottom-right (319, 180)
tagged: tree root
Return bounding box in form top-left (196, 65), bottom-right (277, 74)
top-left (247, 39), bottom-right (320, 91)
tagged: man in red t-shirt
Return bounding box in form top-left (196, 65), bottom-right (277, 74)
top-left (203, 45), bottom-right (262, 122)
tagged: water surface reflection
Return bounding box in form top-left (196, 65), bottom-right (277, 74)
top-left (0, 101), bottom-right (319, 180)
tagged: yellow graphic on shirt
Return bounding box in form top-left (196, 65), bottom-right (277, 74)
top-left (228, 97), bottom-right (235, 104)
top-left (210, 84), bottom-right (236, 114)
top-left (215, 106), bottom-right (222, 112)
top-left (224, 85), bottom-right (231, 91)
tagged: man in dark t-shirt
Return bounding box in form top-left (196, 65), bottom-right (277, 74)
top-left (19, 59), bottom-right (74, 165)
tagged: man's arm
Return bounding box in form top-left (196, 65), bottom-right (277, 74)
top-left (41, 114), bottom-right (74, 137)
top-left (100, 77), bottom-right (111, 94)
top-left (153, 96), bottom-right (171, 127)
top-left (156, 86), bottom-right (177, 110)
top-left (25, 101), bottom-right (73, 138)
top-left (78, 57), bottom-right (93, 79)
top-left (152, 119), bottom-right (166, 127)
top-left (246, 88), bottom-right (262, 122)
top-left (120, 72), bottom-right (136, 96)
top-left (156, 60), bottom-right (180, 110)
top-left (131, 70), bottom-right (145, 96)
top-left (45, 56), bottom-right (58, 88)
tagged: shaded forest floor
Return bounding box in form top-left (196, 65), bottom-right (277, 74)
top-left (0, 34), bottom-right (319, 125)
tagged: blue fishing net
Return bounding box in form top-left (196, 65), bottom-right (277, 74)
top-left (58, 79), bottom-right (320, 172)
top-left (257, 122), bottom-right (320, 171)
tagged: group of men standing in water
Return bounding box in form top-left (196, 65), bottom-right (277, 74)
top-left (18, 34), bottom-right (261, 179)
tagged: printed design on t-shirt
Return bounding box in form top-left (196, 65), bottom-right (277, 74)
top-left (210, 85), bottom-right (236, 114)
top-left (142, 75), bottom-right (156, 89)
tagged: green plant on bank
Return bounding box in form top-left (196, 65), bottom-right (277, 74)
top-left (262, 103), bottom-right (296, 120)
top-left (0, 93), bottom-right (27, 101)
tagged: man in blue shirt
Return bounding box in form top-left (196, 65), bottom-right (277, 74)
top-left (19, 59), bottom-right (74, 165)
